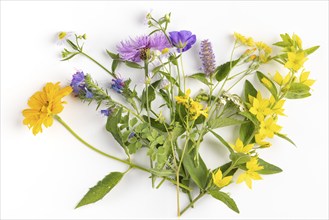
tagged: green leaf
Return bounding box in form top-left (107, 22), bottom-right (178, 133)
top-left (208, 129), bottom-right (233, 153)
top-left (215, 59), bottom-right (239, 82)
top-left (209, 190), bottom-right (240, 213)
top-left (142, 116), bottom-right (168, 132)
top-left (106, 50), bottom-right (120, 60)
top-left (141, 80), bottom-right (161, 109)
top-left (230, 153), bottom-right (251, 166)
top-left (188, 73), bottom-right (212, 85)
top-left (129, 117), bottom-right (138, 127)
top-left (285, 83), bottom-right (311, 99)
top-left (275, 133), bottom-right (296, 146)
top-left (239, 121), bottom-right (255, 145)
top-left (256, 71), bottom-right (277, 98)
top-left (106, 108), bottom-right (124, 146)
top-left (61, 52), bottom-right (79, 61)
top-left (66, 39), bottom-right (78, 50)
top-left (239, 111), bottom-right (259, 126)
top-left (182, 147), bottom-right (209, 189)
top-left (125, 61), bottom-right (143, 69)
top-left (208, 117), bottom-right (246, 129)
top-left (304, 45), bottom-right (320, 56)
top-left (159, 71), bottom-right (179, 86)
top-left (244, 80), bottom-right (257, 102)
top-left (76, 172), bottom-right (124, 208)
top-left (111, 59), bottom-right (119, 73)
top-left (219, 162), bottom-right (238, 176)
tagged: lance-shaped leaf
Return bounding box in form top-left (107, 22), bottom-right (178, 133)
top-left (209, 190), bottom-right (240, 213)
top-left (208, 129), bottom-right (234, 153)
top-left (230, 152), bottom-right (251, 166)
top-left (244, 80), bottom-right (257, 102)
top-left (256, 71), bottom-right (278, 99)
top-left (215, 59), bottom-right (239, 82)
top-left (188, 73), bottom-right (212, 85)
top-left (285, 83), bottom-right (311, 99)
top-left (208, 117), bottom-right (246, 129)
top-left (275, 133), bottom-right (296, 146)
top-left (76, 172), bottom-right (124, 208)
top-left (141, 80), bottom-right (161, 109)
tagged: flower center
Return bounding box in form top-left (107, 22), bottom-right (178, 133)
top-left (58, 32), bottom-right (67, 40)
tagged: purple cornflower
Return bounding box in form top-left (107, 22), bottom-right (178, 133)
top-left (169, 30), bottom-right (196, 52)
top-left (111, 78), bottom-right (125, 94)
top-left (70, 71), bottom-right (93, 98)
top-left (101, 108), bottom-right (114, 117)
top-left (117, 33), bottom-right (171, 62)
top-left (199, 39), bottom-right (216, 75)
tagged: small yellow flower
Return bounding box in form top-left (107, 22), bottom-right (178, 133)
top-left (285, 51), bottom-right (308, 71)
top-left (255, 41), bottom-right (272, 54)
top-left (273, 71), bottom-right (291, 86)
top-left (189, 100), bottom-right (208, 120)
top-left (212, 168), bottom-right (233, 188)
top-left (22, 82), bottom-right (72, 135)
top-left (259, 116), bottom-right (282, 138)
top-left (234, 32), bottom-right (254, 46)
top-left (292, 34), bottom-right (302, 49)
top-left (230, 138), bottom-right (254, 154)
top-left (261, 78), bottom-right (273, 89)
top-left (269, 96), bottom-right (285, 116)
top-left (255, 133), bottom-right (271, 148)
top-left (249, 92), bottom-right (272, 121)
top-left (237, 157), bottom-right (264, 189)
top-left (175, 89), bottom-right (191, 107)
top-left (299, 70), bottom-right (315, 87)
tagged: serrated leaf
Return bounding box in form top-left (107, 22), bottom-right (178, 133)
top-left (209, 190), bottom-right (240, 213)
top-left (244, 80), bottom-right (257, 102)
top-left (208, 117), bottom-right (246, 129)
top-left (230, 153), bottom-right (251, 166)
top-left (189, 73), bottom-right (212, 85)
top-left (285, 83), bottom-right (311, 99)
top-left (275, 132), bottom-right (296, 146)
top-left (215, 59), bottom-right (239, 82)
top-left (256, 71), bottom-right (278, 98)
top-left (76, 172), bottom-right (124, 208)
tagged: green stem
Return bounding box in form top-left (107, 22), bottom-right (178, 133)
top-left (180, 53), bottom-right (186, 92)
top-left (180, 192), bottom-right (206, 216)
top-left (80, 51), bottom-right (117, 79)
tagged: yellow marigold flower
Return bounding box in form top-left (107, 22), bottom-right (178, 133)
top-left (175, 89), bottom-right (191, 107)
top-left (292, 33), bottom-right (302, 49)
top-left (273, 71), bottom-right (291, 86)
top-left (255, 133), bottom-right (271, 148)
top-left (234, 32), bottom-right (254, 46)
top-left (22, 82), bottom-right (72, 135)
top-left (237, 157), bottom-right (263, 189)
top-left (285, 51), bottom-right (308, 71)
top-left (299, 70), bottom-right (315, 87)
top-left (259, 116), bottom-right (282, 138)
top-left (230, 138), bottom-right (254, 154)
top-left (212, 168), bottom-right (233, 188)
top-left (248, 92), bottom-right (272, 121)
top-left (269, 96), bottom-right (285, 116)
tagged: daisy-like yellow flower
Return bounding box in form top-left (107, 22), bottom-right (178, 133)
top-left (269, 96), bottom-right (285, 116)
top-left (284, 51), bottom-right (308, 71)
top-left (248, 92), bottom-right (272, 121)
top-left (259, 116), bottom-right (282, 138)
top-left (273, 71), bottom-right (291, 86)
top-left (237, 157), bottom-right (264, 189)
top-left (299, 70), bottom-right (315, 87)
top-left (22, 82), bottom-right (72, 135)
top-left (230, 138), bottom-right (254, 154)
top-left (234, 32), bottom-right (254, 46)
top-left (212, 168), bottom-right (233, 188)
top-left (57, 31), bottom-right (73, 45)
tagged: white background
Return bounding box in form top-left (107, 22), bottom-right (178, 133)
top-left (1, 1), bottom-right (328, 219)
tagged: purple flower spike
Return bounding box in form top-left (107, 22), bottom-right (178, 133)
top-left (169, 30), bottom-right (196, 52)
top-left (200, 39), bottom-right (216, 75)
top-left (111, 78), bottom-right (125, 94)
top-left (117, 33), bottom-right (171, 62)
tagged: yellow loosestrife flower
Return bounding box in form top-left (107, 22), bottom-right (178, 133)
top-left (285, 51), bottom-right (308, 71)
top-left (292, 33), bottom-right (302, 49)
top-left (22, 82), bottom-right (72, 135)
top-left (255, 133), bottom-right (271, 148)
top-left (273, 71), bottom-right (291, 86)
top-left (237, 157), bottom-right (264, 189)
top-left (234, 32), bottom-right (254, 46)
top-left (269, 96), bottom-right (285, 116)
top-left (230, 138), bottom-right (254, 154)
top-left (248, 92), bottom-right (272, 121)
top-left (175, 89), bottom-right (191, 107)
top-left (212, 168), bottom-right (233, 188)
top-left (299, 70), bottom-right (315, 87)
top-left (259, 116), bottom-right (282, 138)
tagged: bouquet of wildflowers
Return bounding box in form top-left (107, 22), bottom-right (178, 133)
top-left (22, 12), bottom-right (319, 216)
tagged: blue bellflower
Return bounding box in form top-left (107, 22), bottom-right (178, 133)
top-left (169, 30), bottom-right (196, 52)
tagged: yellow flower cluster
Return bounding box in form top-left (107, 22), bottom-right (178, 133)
top-left (237, 157), bottom-right (264, 189)
top-left (248, 91), bottom-right (283, 147)
top-left (234, 32), bottom-right (272, 63)
top-left (175, 89), bottom-right (208, 120)
top-left (22, 82), bottom-right (72, 135)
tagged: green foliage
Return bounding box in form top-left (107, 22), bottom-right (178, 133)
top-left (244, 80), bottom-right (257, 102)
top-left (76, 172), bottom-right (124, 208)
top-left (256, 71), bottom-right (278, 99)
top-left (141, 80), bottom-right (162, 109)
top-left (208, 117), bottom-right (246, 129)
top-left (189, 73), bottom-right (212, 85)
top-left (230, 153), bottom-right (251, 166)
top-left (275, 133), bottom-right (296, 146)
top-left (209, 190), bottom-right (240, 213)
top-left (239, 158), bottom-right (282, 175)
top-left (239, 121), bottom-right (255, 145)
top-left (215, 59), bottom-right (239, 82)
top-left (285, 83), bottom-right (311, 99)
